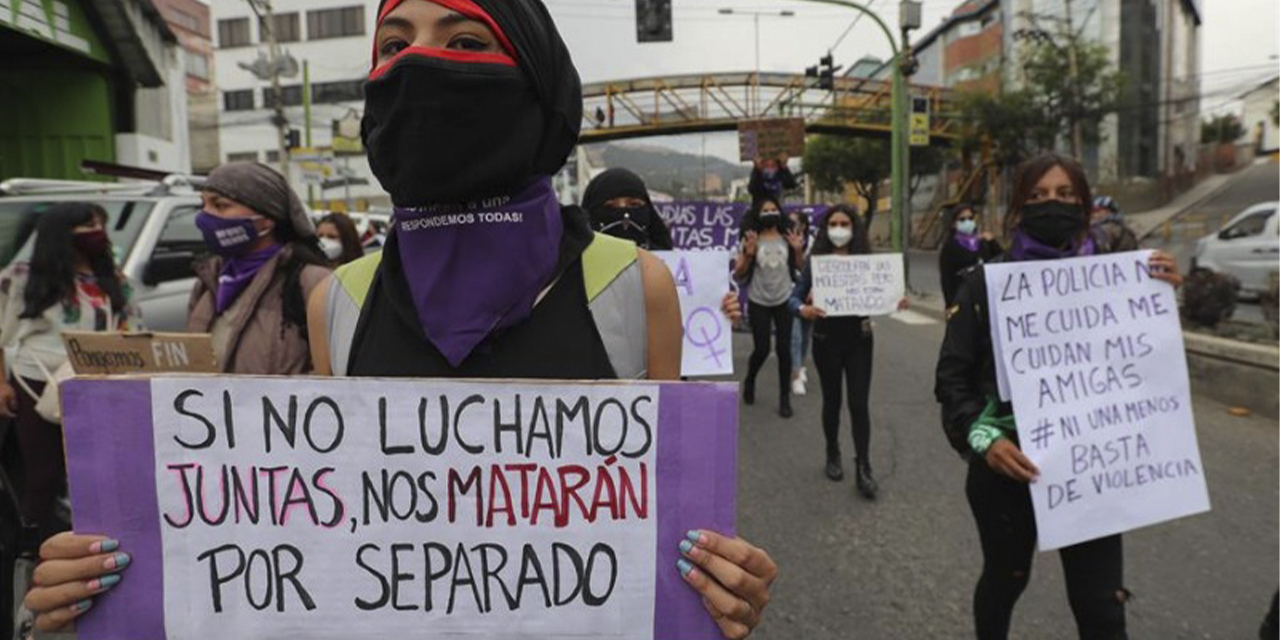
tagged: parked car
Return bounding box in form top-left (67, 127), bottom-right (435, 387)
top-left (0, 177), bottom-right (207, 331)
top-left (1193, 201), bottom-right (1280, 298)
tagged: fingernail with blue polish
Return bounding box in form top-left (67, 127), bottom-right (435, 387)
top-left (95, 574), bottom-right (122, 591)
top-left (685, 530), bottom-right (702, 543)
top-left (106, 553), bottom-right (130, 570)
top-left (679, 539), bottom-right (693, 554)
top-left (75, 600), bottom-right (93, 613)
top-left (90, 539), bottom-right (119, 554)
top-left (677, 559), bottom-right (693, 577)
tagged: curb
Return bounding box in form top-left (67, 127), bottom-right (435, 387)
top-left (1132, 172), bottom-right (1246, 241)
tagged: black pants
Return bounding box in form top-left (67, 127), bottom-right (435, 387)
top-left (966, 457), bottom-right (1127, 640)
top-left (12, 377), bottom-right (67, 543)
top-left (746, 301), bottom-right (792, 402)
top-left (811, 321), bottom-right (873, 462)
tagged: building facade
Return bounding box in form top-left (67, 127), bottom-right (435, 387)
top-left (1238, 76), bottom-right (1279, 154)
top-left (154, 0), bottom-right (219, 173)
top-left (210, 0), bottom-right (384, 209)
top-left (0, 0), bottom-right (191, 180)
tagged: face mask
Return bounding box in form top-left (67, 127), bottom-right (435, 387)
top-left (319, 237), bottom-right (344, 261)
top-left (591, 205), bottom-right (652, 249)
top-left (828, 226), bottom-right (853, 248)
top-left (363, 56), bottom-right (546, 206)
top-left (1019, 200), bottom-right (1086, 248)
top-left (73, 229), bottom-right (110, 258)
top-left (956, 219), bottom-right (978, 235)
top-left (196, 211), bottom-right (265, 257)
top-left (759, 212), bottom-right (781, 230)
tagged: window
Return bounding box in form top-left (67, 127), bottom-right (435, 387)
top-left (261, 12), bottom-right (301, 43)
top-left (307, 7), bottom-right (364, 40)
top-left (148, 207), bottom-right (204, 284)
top-left (226, 151), bottom-right (259, 163)
top-left (185, 50), bottom-right (210, 80)
top-left (217, 17), bottom-right (251, 47)
top-left (312, 79), bottom-right (364, 104)
top-left (1223, 210), bottom-right (1276, 240)
top-left (264, 85), bottom-right (304, 108)
top-left (265, 150), bottom-right (281, 163)
top-left (223, 90), bottom-right (254, 111)
top-left (169, 8), bottom-right (201, 33)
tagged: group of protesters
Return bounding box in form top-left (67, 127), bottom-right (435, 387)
top-left (0, 1), bottom-right (1212, 640)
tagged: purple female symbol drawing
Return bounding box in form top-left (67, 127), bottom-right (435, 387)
top-left (685, 306), bottom-right (726, 367)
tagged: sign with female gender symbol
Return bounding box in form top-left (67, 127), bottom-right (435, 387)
top-left (654, 251), bottom-right (735, 377)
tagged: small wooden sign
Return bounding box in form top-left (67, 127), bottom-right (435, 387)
top-left (61, 331), bottom-right (218, 375)
top-left (738, 118), bottom-right (806, 162)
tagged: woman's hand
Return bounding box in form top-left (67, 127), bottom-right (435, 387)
top-left (721, 291), bottom-right (742, 325)
top-left (1149, 251), bottom-right (1182, 289)
top-left (785, 229), bottom-right (804, 252)
top-left (0, 381), bottom-right (17, 418)
top-left (984, 439), bottom-right (1039, 483)
top-left (980, 231), bottom-right (996, 242)
top-left (741, 231), bottom-right (758, 258)
top-left (897, 298), bottom-right (910, 312)
top-left (799, 304), bottom-right (826, 321)
top-left (679, 530), bottom-right (778, 640)
top-left (24, 533), bottom-right (130, 633)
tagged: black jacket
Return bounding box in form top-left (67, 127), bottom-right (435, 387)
top-left (747, 166), bottom-right (798, 204)
top-left (933, 262), bottom-right (1013, 456)
top-left (938, 237), bottom-right (1004, 307)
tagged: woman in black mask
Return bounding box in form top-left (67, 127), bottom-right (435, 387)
top-left (18, 1), bottom-right (777, 636)
top-left (935, 154), bottom-right (1181, 640)
top-left (583, 167), bottom-right (674, 250)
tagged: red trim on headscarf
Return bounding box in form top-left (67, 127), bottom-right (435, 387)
top-left (369, 45), bottom-right (515, 80)
top-left (372, 0), bottom-right (518, 72)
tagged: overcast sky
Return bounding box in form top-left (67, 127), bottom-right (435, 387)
top-left (544, 0), bottom-right (1279, 162)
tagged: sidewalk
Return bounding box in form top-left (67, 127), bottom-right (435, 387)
top-left (1125, 171), bottom-right (1247, 238)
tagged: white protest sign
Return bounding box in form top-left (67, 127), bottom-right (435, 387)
top-left (985, 251), bottom-right (1210, 551)
top-left (810, 253), bottom-right (905, 317)
top-left (655, 250), bottom-right (734, 377)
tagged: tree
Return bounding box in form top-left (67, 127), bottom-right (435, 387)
top-left (1201, 114), bottom-right (1244, 145)
top-left (803, 135), bottom-right (890, 222)
top-left (909, 144), bottom-right (950, 202)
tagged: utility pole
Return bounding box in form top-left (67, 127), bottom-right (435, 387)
top-left (303, 59), bottom-right (314, 208)
top-left (245, 0), bottom-right (289, 176)
top-left (1063, 0), bottom-right (1084, 159)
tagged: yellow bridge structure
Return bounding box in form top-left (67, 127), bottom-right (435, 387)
top-left (579, 72), bottom-right (962, 145)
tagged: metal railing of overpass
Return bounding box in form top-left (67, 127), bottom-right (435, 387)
top-left (579, 72), bottom-right (960, 145)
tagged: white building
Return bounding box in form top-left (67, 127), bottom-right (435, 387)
top-left (210, 0), bottom-right (384, 209)
top-left (1240, 76), bottom-right (1280, 154)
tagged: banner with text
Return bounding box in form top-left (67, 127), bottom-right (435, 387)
top-left (653, 202), bottom-right (824, 252)
top-left (984, 251), bottom-right (1210, 551)
top-left (655, 251), bottom-right (734, 377)
top-left (62, 377), bottom-right (738, 640)
top-left (810, 254), bottom-right (905, 317)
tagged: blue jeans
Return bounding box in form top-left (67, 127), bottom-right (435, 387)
top-left (791, 317), bottom-right (812, 373)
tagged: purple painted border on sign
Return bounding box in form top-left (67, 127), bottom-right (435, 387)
top-left (62, 378), bottom-right (165, 640)
top-left (653, 382), bottom-right (739, 639)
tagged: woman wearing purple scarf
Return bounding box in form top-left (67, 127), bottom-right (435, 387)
top-left (185, 161), bottom-right (332, 374)
top-left (935, 154), bottom-right (1182, 640)
top-left (937, 202), bottom-right (1004, 307)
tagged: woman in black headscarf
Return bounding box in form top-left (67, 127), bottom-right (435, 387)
top-left (583, 168), bottom-right (674, 250)
top-left (25, 2), bottom-right (775, 637)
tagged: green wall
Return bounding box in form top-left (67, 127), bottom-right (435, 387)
top-left (0, 68), bottom-right (115, 181)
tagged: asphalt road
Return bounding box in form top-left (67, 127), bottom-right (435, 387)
top-left (729, 311), bottom-right (1278, 640)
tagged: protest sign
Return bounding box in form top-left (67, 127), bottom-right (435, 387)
top-left (810, 253), bottom-right (905, 317)
top-left (654, 202), bottom-right (821, 251)
top-left (654, 251), bottom-right (734, 377)
top-left (737, 118), bottom-right (806, 162)
top-left (62, 376), bottom-right (738, 640)
top-left (61, 332), bottom-right (218, 375)
top-left (984, 251), bottom-right (1210, 551)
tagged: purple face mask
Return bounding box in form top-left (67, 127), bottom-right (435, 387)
top-left (391, 178), bottom-right (563, 367)
top-left (196, 211), bottom-right (264, 257)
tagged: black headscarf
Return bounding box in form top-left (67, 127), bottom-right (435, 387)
top-left (582, 168), bottom-right (674, 250)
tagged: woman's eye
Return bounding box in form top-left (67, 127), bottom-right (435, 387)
top-left (448, 35), bottom-right (490, 51)
top-left (379, 39), bottom-right (408, 58)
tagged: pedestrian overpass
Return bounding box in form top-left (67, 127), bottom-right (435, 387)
top-left (579, 72), bottom-right (961, 145)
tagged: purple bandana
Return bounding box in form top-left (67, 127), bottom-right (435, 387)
top-left (392, 177), bottom-right (563, 367)
top-left (955, 232), bottom-right (982, 253)
top-left (1008, 230), bottom-right (1096, 262)
top-left (215, 244), bottom-right (282, 313)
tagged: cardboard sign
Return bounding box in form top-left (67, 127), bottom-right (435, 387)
top-left (654, 251), bottom-right (734, 377)
top-left (62, 376), bottom-right (738, 640)
top-left (737, 118), bottom-right (806, 162)
top-left (984, 251), bottom-right (1210, 551)
top-left (61, 332), bottom-right (218, 375)
top-left (810, 254), bottom-right (905, 317)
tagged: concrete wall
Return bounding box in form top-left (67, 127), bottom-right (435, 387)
top-left (1241, 79), bottom-right (1280, 153)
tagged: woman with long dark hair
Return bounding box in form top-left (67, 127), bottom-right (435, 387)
top-left (937, 203), bottom-right (1002, 307)
top-left (736, 196), bottom-right (805, 417)
top-left (25, 2), bottom-right (776, 636)
top-left (787, 208), bottom-right (813, 396)
top-left (789, 205), bottom-right (904, 497)
top-left (316, 213), bottom-right (367, 265)
top-left (935, 154), bottom-right (1182, 639)
top-left (0, 203), bottom-right (141, 541)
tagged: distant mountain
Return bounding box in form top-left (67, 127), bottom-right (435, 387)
top-left (597, 143), bottom-right (749, 199)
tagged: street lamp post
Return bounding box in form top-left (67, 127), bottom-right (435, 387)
top-left (718, 7), bottom-right (796, 115)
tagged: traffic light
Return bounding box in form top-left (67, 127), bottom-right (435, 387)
top-left (636, 0), bottom-right (672, 43)
top-left (285, 128), bottom-right (301, 149)
top-left (806, 53), bottom-right (841, 91)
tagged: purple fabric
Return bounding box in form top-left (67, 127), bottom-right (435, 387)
top-left (392, 177), bottom-right (563, 367)
top-left (654, 382), bottom-right (739, 638)
top-left (1008, 230), bottom-right (1096, 261)
top-left (215, 243), bottom-right (282, 312)
top-left (954, 232), bottom-right (982, 253)
top-left (61, 379), bottom-right (164, 640)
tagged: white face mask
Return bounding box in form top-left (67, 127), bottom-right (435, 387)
top-left (956, 219), bottom-right (978, 235)
top-left (319, 237), bottom-right (344, 261)
top-left (828, 226), bottom-right (853, 248)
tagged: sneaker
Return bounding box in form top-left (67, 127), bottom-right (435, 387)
top-left (799, 368), bottom-right (808, 384)
top-left (855, 463), bottom-right (878, 500)
top-left (791, 378), bottom-right (807, 396)
top-left (825, 459), bottom-right (844, 481)
top-left (779, 397), bottom-right (793, 419)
